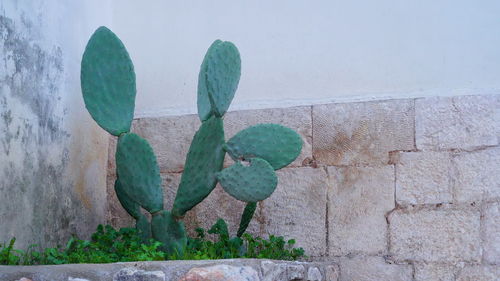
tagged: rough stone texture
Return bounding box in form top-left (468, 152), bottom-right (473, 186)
top-left (224, 106), bottom-right (313, 168)
top-left (457, 265), bottom-right (500, 281)
top-left (0, 260), bottom-right (337, 281)
top-left (415, 95), bottom-right (500, 151)
top-left (483, 203), bottom-right (500, 264)
top-left (0, 1), bottom-right (110, 249)
top-left (388, 207), bottom-right (481, 262)
top-left (328, 166), bottom-right (395, 256)
top-left (261, 167), bottom-right (328, 257)
top-left (114, 268), bottom-right (165, 281)
top-left (261, 260), bottom-right (287, 281)
top-left (338, 256), bottom-right (413, 281)
top-left (395, 152), bottom-right (453, 205)
top-left (414, 263), bottom-right (457, 281)
top-left (286, 264), bottom-right (306, 280)
top-left (179, 265), bottom-right (259, 281)
top-left (452, 147), bottom-right (500, 203)
top-left (312, 99), bottom-right (414, 166)
top-left (307, 267), bottom-right (322, 281)
top-left (324, 265), bottom-right (339, 281)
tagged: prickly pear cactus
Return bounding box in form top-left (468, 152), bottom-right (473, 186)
top-left (81, 28), bottom-right (303, 254)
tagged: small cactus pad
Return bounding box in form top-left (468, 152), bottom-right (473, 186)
top-left (151, 210), bottom-right (187, 256)
top-left (224, 124), bottom-right (302, 170)
top-left (197, 40), bottom-right (222, 121)
top-left (204, 40), bottom-right (241, 117)
top-left (136, 215), bottom-right (152, 243)
top-left (237, 202), bottom-right (257, 237)
top-left (116, 133), bottom-right (163, 213)
top-left (114, 178), bottom-right (142, 219)
top-left (171, 116), bottom-right (225, 217)
top-left (218, 158), bottom-right (278, 202)
top-left (81, 26), bottom-right (136, 136)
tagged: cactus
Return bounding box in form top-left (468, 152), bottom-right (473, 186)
top-left (81, 27), bottom-right (302, 256)
top-left (237, 202), bottom-right (257, 237)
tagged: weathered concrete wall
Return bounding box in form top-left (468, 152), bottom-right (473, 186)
top-left (108, 94), bottom-right (499, 280)
top-left (0, 0), bottom-right (112, 248)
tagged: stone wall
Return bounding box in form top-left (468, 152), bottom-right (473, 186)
top-left (107, 94), bottom-right (499, 280)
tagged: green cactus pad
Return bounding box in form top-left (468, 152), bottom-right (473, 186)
top-left (114, 178), bottom-right (142, 219)
top-left (171, 116), bottom-right (225, 217)
top-left (116, 133), bottom-right (163, 213)
top-left (81, 26), bottom-right (136, 136)
top-left (237, 202), bottom-right (257, 237)
top-left (224, 124), bottom-right (302, 170)
top-left (197, 40), bottom-right (222, 121)
top-left (218, 158), bottom-right (278, 202)
top-left (136, 215), bottom-right (152, 243)
top-left (151, 210), bottom-right (187, 256)
top-left (204, 40), bottom-right (241, 117)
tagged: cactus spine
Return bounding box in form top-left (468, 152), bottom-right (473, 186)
top-left (81, 27), bottom-right (302, 256)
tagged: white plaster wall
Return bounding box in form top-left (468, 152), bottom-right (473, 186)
top-left (0, 0), bottom-right (112, 248)
top-left (112, 0), bottom-right (500, 117)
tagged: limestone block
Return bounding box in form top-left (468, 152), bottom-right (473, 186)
top-left (312, 99), bottom-right (414, 166)
top-left (415, 95), bottom-right (500, 150)
top-left (107, 135), bottom-right (117, 175)
top-left (328, 166), bottom-right (395, 255)
top-left (452, 147), bottom-right (500, 203)
top-left (132, 115), bottom-right (201, 173)
top-left (457, 266), bottom-right (500, 281)
top-left (388, 207), bottom-right (481, 262)
top-left (414, 263), bottom-right (457, 281)
top-left (338, 256), bottom-right (412, 281)
top-left (395, 152), bottom-right (453, 205)
top-left (261, 167), bottom-right (328, 257)
top-left (224, 106), bottom-right (313, 167)
top-left (179, 265), bottom-right (259, 281)
top-left (483, 203), bottom-right (500, 264)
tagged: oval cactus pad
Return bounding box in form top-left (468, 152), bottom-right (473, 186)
top-left (205, 40), bottom-right (241, 117)
top-left (224, 124), bottom-right (302, 170)
top-left (114, 178), bottom-right (142, 219)
top-left (171, 116), bottom-right (225, 217)
top-left (81, 26), bottom-right (136, 135)
top-left (218, 158), bottom-right (278, 203)
top-left (197, 40), bottom-right (222, 121)
top-left (115, 133), bottom-right (163, 213)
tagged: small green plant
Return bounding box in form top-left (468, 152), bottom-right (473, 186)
top-left (80, 26), bottom-right (302, 256)
top-left (0, 221), bottom-right (305, 265)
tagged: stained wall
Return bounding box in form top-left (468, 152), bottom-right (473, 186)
top-left (0, 0), bottom-right (112, 248)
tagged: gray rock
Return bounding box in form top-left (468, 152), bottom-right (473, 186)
top-left (324, 265), bottom-right (339, 281)
top-left (113, 267), bottom-right (165, 281)
top-left (287, 264), bottom-right (306, 280)
top-left (261, 261), bottom-right (287, 281)
top-left (179, 264), bottom-right (260, 281)
top-left (307, 267), bottom-right (322, 281)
